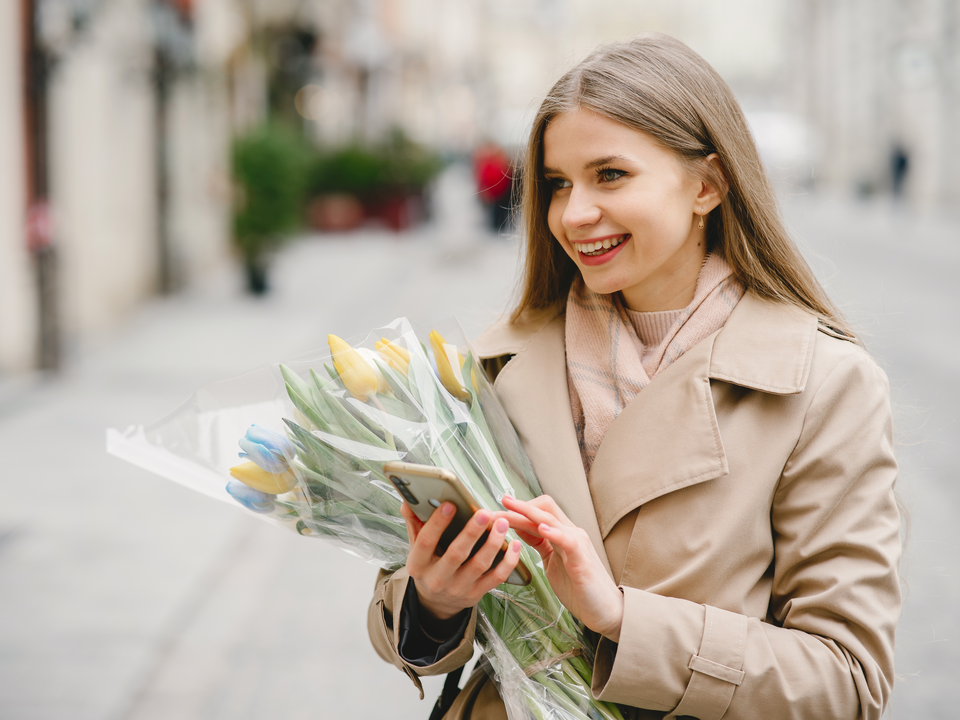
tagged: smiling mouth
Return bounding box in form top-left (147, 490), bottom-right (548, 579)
top-left (577, 235), bottom-right (629, 257)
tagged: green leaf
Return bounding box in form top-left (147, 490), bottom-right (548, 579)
top-left (284, 381), bottom-right (329, 433)
top-left (284, 418), bottom-right (354, 474)
top-left (309, 375), bottom-right (387, 450)
top-left (308, 369), bottom-right (346, 433)
top-left (324, 363), bottom-right (340, 383)
top-left (378, 361), bottom-right (417, 404)
top-left (280, 364), bottom-right (311, 398)
top-left (371, 385), bottom-right (424, 423)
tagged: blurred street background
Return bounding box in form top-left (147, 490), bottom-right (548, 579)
top-left (1, 1), bottom-right (959, 718)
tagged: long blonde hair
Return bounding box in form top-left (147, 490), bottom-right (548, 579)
top-left (512, 33), bottom-right (855, 340)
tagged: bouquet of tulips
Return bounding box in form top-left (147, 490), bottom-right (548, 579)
top-left (107, 317), bottom-right (625, 720)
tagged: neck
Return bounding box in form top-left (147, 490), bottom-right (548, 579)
top-left (620, 245), bottom-right (708, 312)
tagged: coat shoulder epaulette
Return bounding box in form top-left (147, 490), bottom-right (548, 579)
top-left (816, 320), bottom-right (857, 343)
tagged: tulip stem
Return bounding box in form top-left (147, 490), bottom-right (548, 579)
top-left (368, 393), bottom-right (396, 451)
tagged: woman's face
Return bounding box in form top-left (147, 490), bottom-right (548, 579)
top-left (543, 108), bottom-right (719, 312)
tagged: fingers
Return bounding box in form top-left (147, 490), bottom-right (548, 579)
top-left (460, 516), bottom-right (511, 578)
top-left (513, 527), bottom-right (548, 547)
top-left (406, 501), bottom-right (455, 571)
top-left (476, 539), bottom-right (524, 593)
top-left (405, 500), bottom-right (535, 613)
top-left (434, 508), bottom-right (494, 576)
top-left (400, 502), bottom-right (423, 544)
top-left (533, 520), bottom-right (598, 574)
top-left (536, 522), bottom-right (577, 553)
top-left (498, 510), bottom-right (543, 537)
top-left (502, 494), bottom-right (574, 529)
top-left (513, 529), bottom-right (553, 563)
top-left (503, 495), bottom-right (591, 564)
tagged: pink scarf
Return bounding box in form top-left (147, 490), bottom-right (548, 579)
top-left (565, 253), bottom-right (745, 472)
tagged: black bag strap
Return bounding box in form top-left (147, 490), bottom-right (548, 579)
top-left (428, 666), bottom-right (465, 720)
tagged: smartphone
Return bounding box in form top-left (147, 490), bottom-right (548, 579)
top-left (383, 461), bottom-right (531, 586)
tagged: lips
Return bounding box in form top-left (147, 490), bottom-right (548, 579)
top-left (574, 234), bottom-right (630, 266)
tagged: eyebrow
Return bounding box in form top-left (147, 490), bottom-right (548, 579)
top-left (543, 154), bottom-right (631, 176)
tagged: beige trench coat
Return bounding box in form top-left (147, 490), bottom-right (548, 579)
top-left (367, 292), bottom-right (901, 720)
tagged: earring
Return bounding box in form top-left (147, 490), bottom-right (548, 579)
top-left (697, 214), bottom-right (705, 230)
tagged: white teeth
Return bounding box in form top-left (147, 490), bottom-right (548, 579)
top-left (578, 236), bottom-right (627, 255)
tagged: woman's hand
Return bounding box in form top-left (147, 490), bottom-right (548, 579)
top-left (502, 494), bottom-right (624, 642)
top-left (401, 501), bottom-right (523, 621)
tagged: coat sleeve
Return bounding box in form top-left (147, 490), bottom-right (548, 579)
top-left (367, 565), bottom-right (478, 699)
top-left (590, 348), bottom-right (902, 720)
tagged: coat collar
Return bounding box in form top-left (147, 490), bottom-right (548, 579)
top-left (708, 291), bottom-right (819, 395)
top-left (472, 292), bottom-right (819, 567)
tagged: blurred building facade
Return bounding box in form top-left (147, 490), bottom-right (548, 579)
top-left (788, 0), bottom-right (960, 207)
top-left (1, 2), bottom-right (34, 372)
top-left (1, 0), bottom-right (241, 375)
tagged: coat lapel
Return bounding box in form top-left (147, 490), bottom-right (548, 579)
top-left (483, 314), bottom-right (615, 578)
top-left (588, 335), bottom-right (726, 538)
top-left (588, 292), bottom-right (818, 537)
top-left (710, 292), bottom-right (818, 394)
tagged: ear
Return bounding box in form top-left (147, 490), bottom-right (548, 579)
top-left (694, 153), bottom-right (727, 213)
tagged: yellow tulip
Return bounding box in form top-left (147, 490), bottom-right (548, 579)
top-left (429, 330), bottom-right (470, 402)
top-left (375, 338), bottom-right (410, 375)
top-left (329, 334), bottom-right (380, 401)
top-left (229, 461), bottom-right (298, 494)
top-left (356, 347), bottom-right (391, 394)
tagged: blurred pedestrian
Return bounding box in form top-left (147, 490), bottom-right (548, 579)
top-left (370, 33), bottom-right (901, 720)
top-left (890, 143), bottom-right (909, 198)
top-left (473, 141), bottom-right (514, 233)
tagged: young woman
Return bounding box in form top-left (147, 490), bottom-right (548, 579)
top-left (368, 34), bottom-right (901, 720)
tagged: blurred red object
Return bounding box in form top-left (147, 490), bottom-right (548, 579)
top-left (163, 0), bottom-right (193, 19)
top-left (474, 142), bottom-right (512, 204)
top-left (308, 194), bottom-right (365, 232)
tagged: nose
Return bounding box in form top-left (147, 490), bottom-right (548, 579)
top-left (560, 186), bottom-right (602, 230)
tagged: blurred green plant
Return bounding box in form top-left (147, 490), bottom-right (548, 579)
top-left (232, 125), bottom-right (309, 292)
top-left (306, 129), bottom-right (443, 199)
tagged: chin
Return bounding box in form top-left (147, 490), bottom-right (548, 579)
top-left (580, 277), bottom-right (628, 298)
top-left (576, 266), bottom-right (628, 292)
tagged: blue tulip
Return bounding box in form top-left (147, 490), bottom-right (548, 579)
top-left (225, 480), bottom-right (275, 513)
top-left (238, 424), bottom-right (296, 474)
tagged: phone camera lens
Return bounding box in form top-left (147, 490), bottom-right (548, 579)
top-left (389, 477), bottom-right (418, 504)
top-left (428, 498), bottom-right (440, 508)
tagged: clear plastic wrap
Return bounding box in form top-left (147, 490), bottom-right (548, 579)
top-left (107, 317), bottom-right (624, 720)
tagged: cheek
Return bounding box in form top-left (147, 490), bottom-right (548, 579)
top-left (547, 204), bottom-right (576, 260)
top-left (546, 200), bottom-right (563, 240)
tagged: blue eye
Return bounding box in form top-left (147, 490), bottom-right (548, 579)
top-left (597, 167), bottom-right (625, 183)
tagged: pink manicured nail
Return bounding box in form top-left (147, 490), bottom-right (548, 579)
top-left (441, 503), bottom-right (454, 516)
top-left (495, 518), bottom-right (509, 533)
top-left (475, 510), bottom-right (490, 525)
top-left (502, 494), bottom-right (514, 501)
top-left (511, 540), bottom-right (521, 552)
top-left (539, 523), bottom-right (552, 533)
